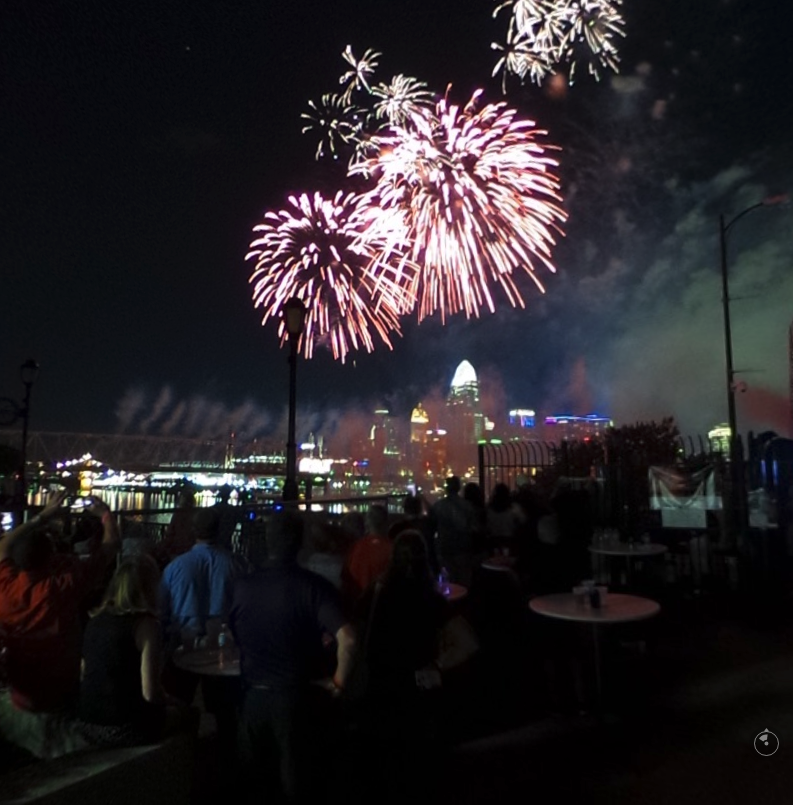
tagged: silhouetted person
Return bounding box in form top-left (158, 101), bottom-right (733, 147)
top-left (342, 505), bottom-right (393, 611)
top-left (429, 476), bottom-right (474, 586)
top-left (389, 494), bottom-right (439, 575)
top-left (231, 511), bottom-right (355, 803)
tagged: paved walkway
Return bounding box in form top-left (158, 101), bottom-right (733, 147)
top-left (443, 591), bottom-right (793, 803)
top-left (185, 586), bottom-right (793, 804)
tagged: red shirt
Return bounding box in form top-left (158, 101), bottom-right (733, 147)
top-left (0, 555), bottom-right (101, 712)
top-left (341, 535), bottom-right (393, 606)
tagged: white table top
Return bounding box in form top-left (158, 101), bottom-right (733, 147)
top-left (529, 592), bottom-right (661, 624)
top-left (172, 646), bottom-right (241, 677)
top-left (589, 542), bottom-right (668, 557)
top-left (481, 555), bottom-right (517, 572)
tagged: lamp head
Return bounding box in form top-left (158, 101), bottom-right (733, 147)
top-left (20, 358), bottom-right (39, 387)
top-left (283, 296), bottom-right (306, 339)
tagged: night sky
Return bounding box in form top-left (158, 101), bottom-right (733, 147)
top-left (2, 0), bottom-right (792, 445)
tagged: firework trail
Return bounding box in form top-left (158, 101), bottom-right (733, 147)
top-left (492, 0), bottom-right (625, 86)
top-left (352, 89), bottom-right (567, 322)
top-left (246, 191), bottom-right (417, 362)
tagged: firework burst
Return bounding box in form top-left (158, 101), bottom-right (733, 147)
top-left (339, 46), bottom-right (381, 102)
top-left (352, 90), bottom-right (567, 322)
top-left (301, 93), bottom-right (366, 160)
top-left (372, 74), bottom-right (435, 126)
top-left (246, 192), bottom-right (416, 361)
top-left (492, 0), bottom-right (625, 86)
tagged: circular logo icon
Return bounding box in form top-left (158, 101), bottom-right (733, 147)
top-left (754, 729), bottom-right (779, 756)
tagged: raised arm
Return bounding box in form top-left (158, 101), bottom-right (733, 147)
top-left (136, 615), bottom-right (168, 705)
top-left (0, 489), bottom-right (68, 562)
top-left (332, 623), bottom-right (356, 690)
top-left (85, 496), bottom-right (121, 563)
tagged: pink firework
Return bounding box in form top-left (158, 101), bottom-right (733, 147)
top-left (352, 90), bottom-right (567, 322)
top-left (246, 191), bottom-right (415, 362)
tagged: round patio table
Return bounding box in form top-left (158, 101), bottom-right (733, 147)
top-left (589, 542), bottom-right (668, 588)
top-left (438, 582), bottom-right (468, 603)
top-left (172, 645), bottom-right (241, 677)
top-left (529, 592), bottom-right (660, 715)
top-left (481, 554), bottom-right (517, 572)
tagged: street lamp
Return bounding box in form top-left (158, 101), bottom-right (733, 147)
top-left (16, 359), bottom-right (40, 525)
top-left (719, 193), bottom-right (788, 541)
top-left (282, 297), bottom-right (306, 502)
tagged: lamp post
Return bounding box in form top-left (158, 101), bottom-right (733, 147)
top-left (719, 194), bottom-right (788, 542)
top-left (16, 358), bottom-right (40, 525)
top-left (282, 297), bottom-right (306, 502)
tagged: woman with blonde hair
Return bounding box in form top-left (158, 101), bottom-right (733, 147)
top-left (76, 555), bottom-right (175, 746)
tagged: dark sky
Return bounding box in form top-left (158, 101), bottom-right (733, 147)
top-left (2, 0), bottom-right (792, 443)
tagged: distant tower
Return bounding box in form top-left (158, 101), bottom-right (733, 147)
top-left (410, 403), bottom-right (430, 444)
top-left (447, 360), bottom-right (484, 444)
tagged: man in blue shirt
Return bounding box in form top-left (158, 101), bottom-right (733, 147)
top-left (161, 507), bottom-right (242, 649)
top-left (160, 507), bottom-right (245, 752)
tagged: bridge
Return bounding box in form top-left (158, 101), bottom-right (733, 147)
top-left (0, 429), bottom-right (288, 475)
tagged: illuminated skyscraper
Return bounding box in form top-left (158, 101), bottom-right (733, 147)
top-left (447, 360), bottom-right (484, 444)
top-left (543, 414), bottom-right (613, 441)
top-left (410, 403), bottom-right (430, 444)
top-left (444, 360), bottom-right (484, 475)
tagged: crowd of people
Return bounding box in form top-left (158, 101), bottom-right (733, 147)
top-left (0, 475), bottom-right (596, 803)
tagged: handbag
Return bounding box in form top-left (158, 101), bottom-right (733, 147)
top-left (436, 615), bottom-right (479, 672)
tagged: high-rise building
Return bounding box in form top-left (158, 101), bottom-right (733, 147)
top-left (509, 408), bottom-right (536, 428)
top-left (369, 408), bottom-right (402, 486)
top-left (444, 360), bottom-right (484, 476)
top-left (543, 414), bottom-right (613, 441)
top-left (410, 403), bottom-right (430, 444)
top-left (447, 360), bottom-right (484, 444)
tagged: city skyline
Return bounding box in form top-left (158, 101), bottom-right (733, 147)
top-left (2, 0), bottom-right (792, 440)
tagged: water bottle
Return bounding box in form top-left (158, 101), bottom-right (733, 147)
top-left (438, 567), bottom-right (450, 597)
top-left (589, 586), bottom-right (601, 609)
top-left (218, 623), bottom-right (228, 667)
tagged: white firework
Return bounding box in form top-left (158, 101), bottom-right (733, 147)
top-left (492, 0), bottom-right (625, 86)
top-left (339, 45), bottom-right (381, 102)
top-left (371, 74), bottom-right (435, 126)
top-left (562, 1), bottom-right (623, 81)
top-left (301, 93), bottom-right (365, 160)
top-left (491, 23), bottom-right (556, 91)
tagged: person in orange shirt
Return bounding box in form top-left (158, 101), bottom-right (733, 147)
top-left (341, 504), bottom-right (392, 612)
top-left (0, 491), bottom-right (120, 758)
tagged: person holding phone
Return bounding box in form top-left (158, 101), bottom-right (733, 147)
top-left (0, 491), bottom-right (120, 758)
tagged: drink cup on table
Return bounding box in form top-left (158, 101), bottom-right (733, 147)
top-left (180, 627), bottom-right (198, 652)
